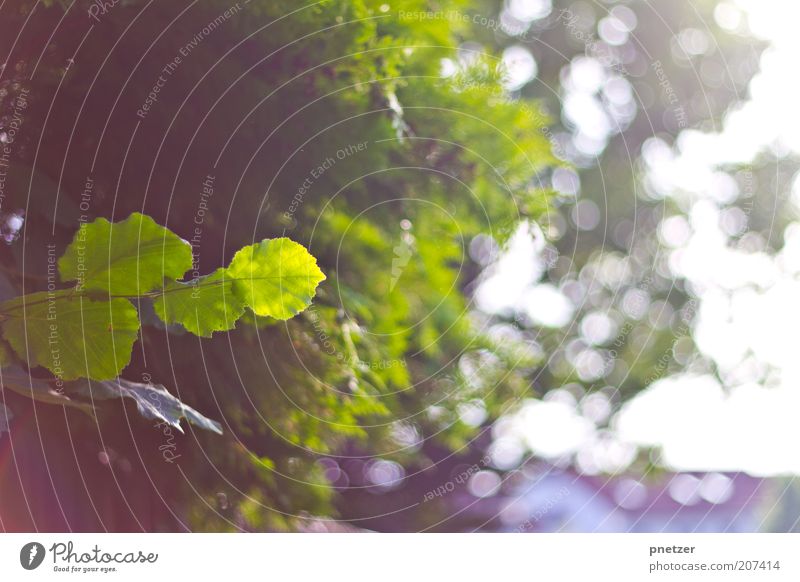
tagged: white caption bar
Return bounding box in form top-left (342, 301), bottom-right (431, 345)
top-left (0, 533), bottom-right (797, 580)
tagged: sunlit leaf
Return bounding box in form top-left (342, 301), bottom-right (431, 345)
top-left (58, 212), bottom-right (192, 295)
top-left (227, 238), bottom-right (326, 320)
top-left (0, 291), bottom-right (140, 381)
top-left (154, 268), bottom-right (246, 337)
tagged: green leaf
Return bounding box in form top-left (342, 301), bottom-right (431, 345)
top-left (58, 212), bottom-right (192, 295)
top-left (1, 366), bottom-right (95, 416)
top-left (0, 339), bottom-right (15, 367)
top-left (0, 291), bottom-right (140, 381)
top-left (153, 268), bottom-right (245, 337)
top-left (227, 238), bottom-right (326, 320)
top-left (72, 377), bottom-right (222, 434)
